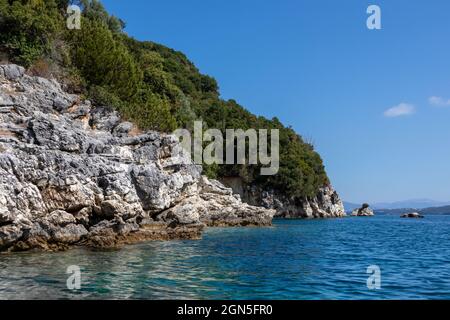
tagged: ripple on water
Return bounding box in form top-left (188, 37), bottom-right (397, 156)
top-left (1, 215), bottom-right (450, 299)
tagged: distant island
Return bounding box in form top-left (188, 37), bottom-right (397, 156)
top-left (344, 199), bottom-right (450, 216)
top-left (374, 205), bottom-right (450, 216)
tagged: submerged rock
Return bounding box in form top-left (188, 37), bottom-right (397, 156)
top-left (351, 204), bottom-right (374, 217)
top-left (0, 64), bottom-right (275, 252)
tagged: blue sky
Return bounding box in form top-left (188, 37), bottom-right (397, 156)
top-left (102, 0), bottom-right (450, 203)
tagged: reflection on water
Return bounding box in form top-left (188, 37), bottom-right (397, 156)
top-left (1, 216), bottom-right (450, 299)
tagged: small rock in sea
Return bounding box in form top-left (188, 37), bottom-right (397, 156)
top-left (350, 203), bottom-right (374, 216)
top-left (400, 212), bottom-right (424, 218)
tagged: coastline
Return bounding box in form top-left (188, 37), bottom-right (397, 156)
top-left (0, 64), bottom-right (275, 253)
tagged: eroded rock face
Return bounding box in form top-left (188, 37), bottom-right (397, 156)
top-left (0, 64), bottom-right (274, 252)
top-left (220, 177), bottom-right (346, 218)
top-left (261, 185), bottom-right (346, 218)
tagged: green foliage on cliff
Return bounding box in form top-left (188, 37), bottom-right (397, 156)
top-left (0, 0), bottom-right (63, 66)
top-left (0, 0), bottom-right (329, 198)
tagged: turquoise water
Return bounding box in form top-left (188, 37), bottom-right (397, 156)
top-left (1, 215), bottom-right (450, 300)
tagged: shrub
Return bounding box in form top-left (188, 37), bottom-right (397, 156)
top-left (27, 58), bottom-right (51, 78)
top-left (127, 92), bottom-right (178, 132)
top-left (0, 0), bottom-right (63, 67)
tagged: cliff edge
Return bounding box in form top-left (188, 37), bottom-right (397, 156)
top-left (221, 178), bottom-right (346, 218)
top-left (0, 65), bottom-right (274, 252)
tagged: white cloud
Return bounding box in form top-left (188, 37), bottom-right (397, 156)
top-left (429, 96), bottom-right (450, 107)
top-left (383, 103), bottom-right (415, 118)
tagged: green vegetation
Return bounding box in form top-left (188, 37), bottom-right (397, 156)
top-left (0, 0), bottom-right (329, 198)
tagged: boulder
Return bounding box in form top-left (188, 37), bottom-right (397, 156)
top-left (401, 212), bottom-right (424, 218)
top-left (0, 64), bottom-right (25, 81)
top-left (351, 204), bottom-right (374, 216)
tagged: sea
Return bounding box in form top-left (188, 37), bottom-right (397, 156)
top-left (1, 215), bottom-right (450, 300)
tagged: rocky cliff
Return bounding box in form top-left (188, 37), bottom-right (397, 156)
top-left (0, 64), bottom-right (274, 252)
top-left (221, 177), bottom-right (346, 218)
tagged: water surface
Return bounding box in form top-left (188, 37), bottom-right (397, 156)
top-left (1, 215), bottom-right (450, 299)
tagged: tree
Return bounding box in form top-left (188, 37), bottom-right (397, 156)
top-left (68, 18), bottom-right (142, 100)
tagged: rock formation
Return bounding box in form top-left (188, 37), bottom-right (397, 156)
top-left (401, 212), bottom-right (424, 218)
top-left (0, 64), bottom-right (274, 252)
top-left (350, 204), bottom-right (374, 217)
top-left (220, 177), bottom-right (346, 218)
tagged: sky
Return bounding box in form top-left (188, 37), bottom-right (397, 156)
top-left (101, 0), bottom-right (450, 203)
